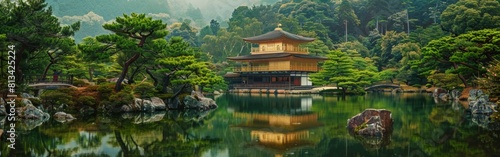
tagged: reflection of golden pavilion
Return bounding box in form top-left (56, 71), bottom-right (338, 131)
top-left (232, 98), bottom-right (322, 156)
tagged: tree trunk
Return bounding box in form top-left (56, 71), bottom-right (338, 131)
top-left (114, 130), bottom-right (130, 156)
top-left (41, 61), bottom-right (54, 80)
top-left (15, 45), bottom-right (26, 83)
top-left (145, 69), bottom-right (158, 86)
top-left (127, 64), bottom-right (144, 85)
top-left (115, 53), bottom-right (140, 91)
top-left (161, 73), bottom-right (171, 93)
top-left (171, 84), bottom-right (187, 101)
top-left (88, 66), bottom-right (94, 81)
top-left (453, 63), bottom-right (469, 87)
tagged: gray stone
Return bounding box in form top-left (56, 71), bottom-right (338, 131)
top-left (17, 104), bottom-right (50, 130)
top-left (21, 93), bottom-right (35, 99)
top-left (184, 95), bottom-right (217, 110)
top-left (0, 98), bottom-right (6, 116)
top-left (150, 97), bottom-right (167, 111)
top-left (119, 98), bottom-right (142, 112)
top-left (133, 112), bottom-right (165, 124)
top-left (451, 89), bottom-right (461, 100)
top-left (439, 93), bottom-right (450, 101)
top-left (120, 112), bottom-right (165, 124)
top-left (18, 104), bottom-right (50, 120)
top-left (214, 90), bottom-right (221, 95)
top-left (183, 91), bottom-right (217, 110)
top-left (347, 109), bottom-right (393, 149)
top-left (468, 89), bottom-right (497, 114)
top-left (119, 97), bottom-right (167, 112)
top-left (53, 112), bottom-right (76, 123)
top-left (433, 88), bottom-right (447, 98)
top-left (347, 109), bottom-right (393, 137)
top-left (21, 98), bottom-right (33, 106)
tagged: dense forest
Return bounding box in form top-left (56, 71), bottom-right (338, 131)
top-left (194, 0), bottom-right (500, 95)
top-left (45, 0), bottom-right (280, 42)
top-left (1, 0), bottom-right (500, 98)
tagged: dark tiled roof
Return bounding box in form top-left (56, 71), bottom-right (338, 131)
top-left (243, 29), bottom-right (315, 43)
top-left (227, 53), bottom-right (327, 61)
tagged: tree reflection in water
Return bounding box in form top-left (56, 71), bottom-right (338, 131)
top-left (0, 110), bottom-right (220, 157)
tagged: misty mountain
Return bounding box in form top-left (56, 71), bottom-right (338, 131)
top-left (46, 0), bottom-right (279, 42)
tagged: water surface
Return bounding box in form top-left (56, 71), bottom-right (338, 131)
top-left (1, 93), bottom-right (498, 157)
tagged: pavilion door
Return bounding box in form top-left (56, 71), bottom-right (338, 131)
top-left (293, 77), bottom-right (300, 86)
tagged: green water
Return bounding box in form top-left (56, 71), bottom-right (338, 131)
top-left (1, 93), bottom-right (499, 157)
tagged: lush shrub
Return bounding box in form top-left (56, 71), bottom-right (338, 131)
top-left (156, 93), bottom-right (173, 100)
top-left (477, 61), bottom-right (500, 99)
top-left (73, 79), bottom-right (88, 87)
top-left (109, 91), bottom-right (134, 107)
top-left (349, 87), bottom-right (366, 95)
top-left (57, 87), bottom-right (79, 97)
top-left (28, 98), bottom-right (42, 106)
top-left (84, 85), bottom-right (99, 92)
top-left (133, 82), bottom-right (157, 98)
top-left (96, 77), bottom-right (107, 85)
top-left (426, 83), bottom-right (433, 88)
top-left (97, 83), bottom-right (114, 101)
top-left (40, 90), bottom-right (75, 106)
top-left (78, 96), bottom-right (96, 107)
top-left (427, 73), bottom-right (463, 90)
top-left (411, 84), bottom-right (422, 88)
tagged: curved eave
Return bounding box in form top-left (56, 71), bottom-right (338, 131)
top-left (243, 30), bottom-right (315, 44)
top-left (227, 53), bottom-right (327, 61)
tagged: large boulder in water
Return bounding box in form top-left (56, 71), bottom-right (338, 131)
top-left (468, 89), bottom-right (498, 114)
top-left (18, 104), bottom-right (50, 120)
top-left (53, 112), bottom-right (76, 123)
top-left (119, 97), bottom-right (167, 112)
top-left (347, 109), bottom-right (393, 149)
top-left (17, 104), bottom-right (50, 130)
top-left (433, 88), bottom-right (447, 98)
top-left (120, 112), bottom-right (166, 124)
top-left (183, 91), bottom-right (218, 110)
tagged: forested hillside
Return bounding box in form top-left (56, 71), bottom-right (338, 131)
top-left (192, 0), bottom-right (500, 94)
top-left (1, 0), bottom-right (500, 96)
top-left (46, 0), bottom-right (279, 42)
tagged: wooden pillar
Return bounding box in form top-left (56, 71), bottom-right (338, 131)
top-left (288, 74), bottom-right (291, 91)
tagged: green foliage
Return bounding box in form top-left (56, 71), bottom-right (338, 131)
top-left (1, 0), bottom-right (80, 82)
top-left (157, 56), bottom-right (224, 88)
top-left (29, 98), bottom-right (42, 106)
top-left (378, 68), bottom-right (398, 83)
top-left (77, 96), bottom-right (96, 107)
top-left (335, 0), bottom-right (360, 26)
top-left (418, 29), bottom-right (500, 87)
top-left (311, 49), bottom-right (378, 94)
top-left (441, 0), bottom-right (500, 35)
top-left (336, 41), bottom-right (370, 57)
top-left (96, 13), bottom-right (168, 91)
top-left (477, 61), bottom-right (500, 99)
top-left (95, 77), bottom-right (107, 85)
top-left (109, 90), bottom-right (134, 107)
top-left (427, 73), bottom-right (464, 89)
top-left (41, 89), bottom-right (76, 106)
top-left (73, 79), bottom-right (88, 87)
top-left (410, 25), bottom-right (451, 46)
top-left (133, 82), bottom-right (157, 99)
top-left (97, 83), bottom-right (114, 101)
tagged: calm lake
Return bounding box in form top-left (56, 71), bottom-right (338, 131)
top-left (1, 93), bottom-right (499, 157)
